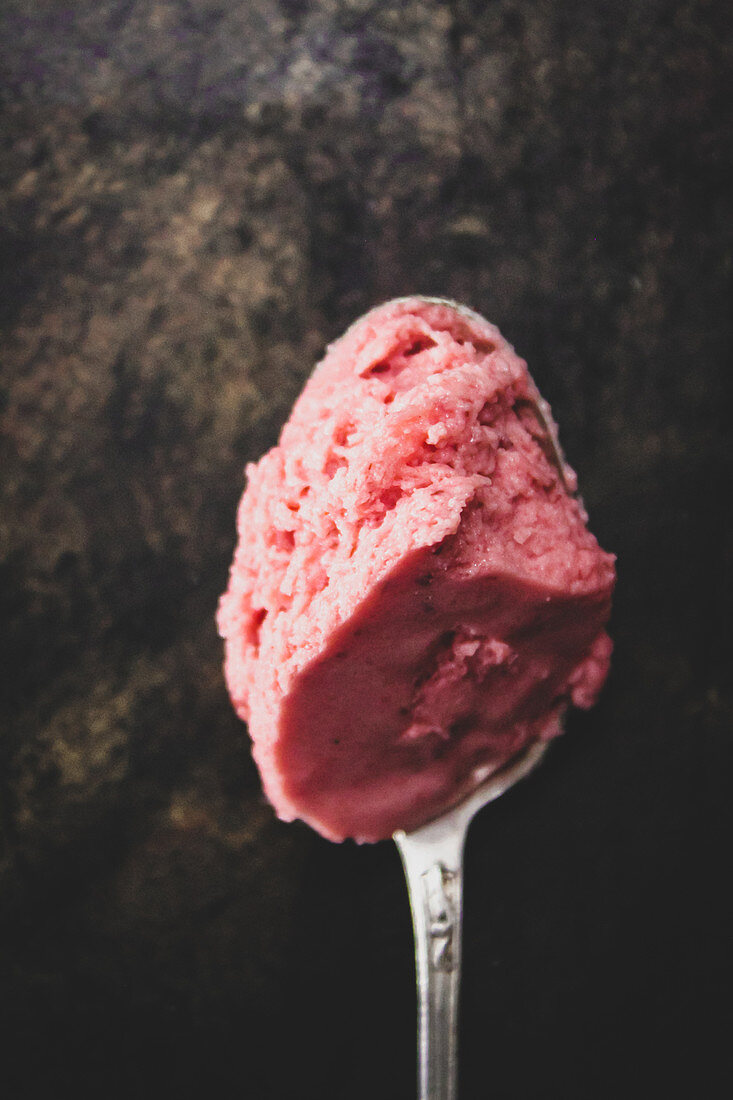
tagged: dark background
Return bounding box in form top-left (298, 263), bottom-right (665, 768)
top-left (1, 2), bottom-right (731, 1097)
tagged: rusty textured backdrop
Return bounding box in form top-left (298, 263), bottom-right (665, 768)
top-left (1, 2), bottom-right (731, 1098)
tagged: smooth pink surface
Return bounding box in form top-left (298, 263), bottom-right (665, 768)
top-left (218, 299), bottom-right (615, 841)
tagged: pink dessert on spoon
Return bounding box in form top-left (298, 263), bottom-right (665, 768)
top-left (218, 297), bottom-right (615, 842)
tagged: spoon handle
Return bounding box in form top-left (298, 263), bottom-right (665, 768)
top-left (394, 744), bottom-right (548, 1099)
top-left (395, 816), bottom-right (470, 1100)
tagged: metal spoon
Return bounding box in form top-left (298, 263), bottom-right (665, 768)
top-left (385, 295), bottom-right (575, 1099)
top-left (394, 740), bottom-right (548, 1100)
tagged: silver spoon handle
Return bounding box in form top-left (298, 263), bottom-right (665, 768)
top-left (394, 744), bottom-right (549, 1099)
top-left (395, 819), bottom-right (469, 1100)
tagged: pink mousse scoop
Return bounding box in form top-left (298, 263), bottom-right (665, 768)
top-left (218, 298), bottom-right (615, 842)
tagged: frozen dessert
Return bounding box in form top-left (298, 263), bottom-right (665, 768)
top-left (218, 298), bottom-right (615, 842)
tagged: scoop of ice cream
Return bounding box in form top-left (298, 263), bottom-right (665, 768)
top-left (218, 298), bottom-right (615, 842)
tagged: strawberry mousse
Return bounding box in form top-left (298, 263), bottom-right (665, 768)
top-left (218, 298), bottom-right (615, 842)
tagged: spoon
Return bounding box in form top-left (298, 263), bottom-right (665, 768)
top-left (387, 295), bottom-right (575, 1099)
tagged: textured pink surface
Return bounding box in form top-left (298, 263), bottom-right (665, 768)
top-left (218, 299), bottom-right (615, 841)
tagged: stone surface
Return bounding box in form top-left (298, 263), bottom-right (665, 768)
top-left (0, 1), bottom-right (730, 1097)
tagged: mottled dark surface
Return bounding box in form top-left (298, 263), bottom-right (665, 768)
top-left (1, 1), bottom-right (731, 1097)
